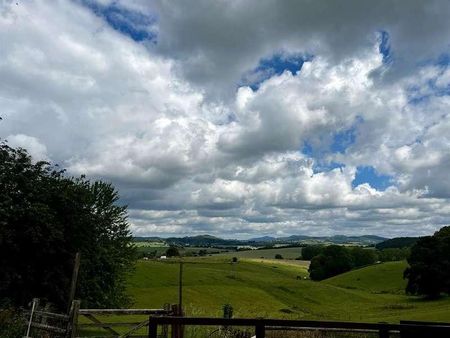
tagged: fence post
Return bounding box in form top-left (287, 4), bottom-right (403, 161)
top-left (148, 319), bottom-right (158, 338)
top-left (69, 300), bottom-right (80, 338)
top-left (161, 303), bottom-right (170, 338)
top-left (67, 252), bottom-right (81, 313)
top-left (255, 324), bottom-right (265, 338)
top-left (379, 326), bottom-right (389, 338)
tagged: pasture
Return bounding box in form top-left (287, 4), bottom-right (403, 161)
top-left (79, 258), bottom-right (450, 336)
top-left (127, 258), bottom-right (450, 322)
top-left (215, 246), bottom-right (303, 259)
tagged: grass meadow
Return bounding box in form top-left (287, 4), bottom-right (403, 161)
top-left (79, 257), bottom-right (450, 336)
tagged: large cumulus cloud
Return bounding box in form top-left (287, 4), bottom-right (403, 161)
top-left (1, 0), bottom-right (450, 238)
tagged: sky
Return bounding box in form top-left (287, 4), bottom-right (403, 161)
top-left (1, 0), bottom-right (450, 238)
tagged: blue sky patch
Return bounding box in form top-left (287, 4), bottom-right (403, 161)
top-left (331, 126), bottom-right (357, 154)
top-left (241, 53), bottom-right (312, 90)
top-left (313, 161), bottom-right (345, 174)
top-left (352, 166), bottom-right (393, 190)
top-left (378, 30), bottom-right (392, 64)
top-left (80, 0), bottom-right (157, 43)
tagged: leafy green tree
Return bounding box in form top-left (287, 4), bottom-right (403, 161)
top-left (404, 226), bottom-right (450, 298)
top-left (0, 142), bottom-right (136, 310)
top-left (309, 245), bottom-right (353, 281)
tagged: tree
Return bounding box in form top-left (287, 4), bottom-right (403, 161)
top-left (349, 247), bottom-right (377, 267)
top-left (0, 142), bottom-right (136, 310)
top-left (378, 247), bottom-right (410, 262)
top-left (404, 226), bottom-right (450, 298)
top-left (309, 245), bottom-right (353, 281)
top-left (301, 245), bottom-right (324, 260)
top-left (166, 246), bottom-right (180, 257)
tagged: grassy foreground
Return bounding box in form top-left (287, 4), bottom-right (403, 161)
top-left (127, 258), bottom-right (450, 322)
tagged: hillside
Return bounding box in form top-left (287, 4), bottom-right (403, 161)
top-left (323, 261), bottom-right (408, 294)
top-left (133, 234), bottom-right (388, 247)
top-left (125, 258), bottom-right (450, 323)
top-left (375, 237), bottom-right (420, 250)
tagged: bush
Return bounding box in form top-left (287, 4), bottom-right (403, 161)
top-left (0, 309), bottom-right (24, 338)
top-left (275, 254), bottom-right (283, 259)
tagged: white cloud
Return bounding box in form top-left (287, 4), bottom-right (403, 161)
top-left (6, 134), bottom-right (48, 161)
top-left (1, 0), bottom-right (450, 238)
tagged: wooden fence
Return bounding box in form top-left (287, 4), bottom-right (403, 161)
top-left (23, 299), bottom-right (178, 338)
top-left (147, 316), bottom-right (450, 338)
top-left (75, 305), bottom-right (178, 338)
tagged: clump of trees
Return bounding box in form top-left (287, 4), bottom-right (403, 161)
top-left (0, 141), bottom-right (136, 310)
top-left (301, 245), bottom-right (324, 260)
top-left (404, 226), bottom-right (450, 298)
top-left (308, 245), bottom-right (378, 280)
top-left (304, 241), bottom-right (411, 281)
top-left (165, 246), bottom-right (180, 257)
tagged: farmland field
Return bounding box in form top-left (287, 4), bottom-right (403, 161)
top-left (215, 246), bottom-right (304, 259)
top-left (125, 258), bottom-right (450, 322)
top-left (79, 257), bottom-right (450, 336)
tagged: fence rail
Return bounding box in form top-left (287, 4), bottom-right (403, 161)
top-left (76, 306), bottom-right (177, 338)
top-left (148, 316), bottom-right (450, 338)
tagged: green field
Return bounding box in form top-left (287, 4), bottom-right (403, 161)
top-left (215, 246), bottom-right (303, 259)
top-left (136, 245), bottom-right (232, 257)
top-left (79, 258), bottom-right (450, 336)
top-left (125, 258), bottom-right (450, 322)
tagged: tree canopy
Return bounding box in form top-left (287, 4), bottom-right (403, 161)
top-left (404, 226), bottom-right (450, 298)
top-left (0, 142), bottom-right (136, 309)
top-left (308, 245), bottom-right (377, 281)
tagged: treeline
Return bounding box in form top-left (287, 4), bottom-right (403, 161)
top-left (375, 237), bottom-right (419, 250)
top-left (303, 245), bottom-right (410, 281)
top-left (0, 140), bottom-right (135, 310)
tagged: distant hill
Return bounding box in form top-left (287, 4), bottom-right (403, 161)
top-left (250, 236), bottom-right (276, 242)
top-left (277, 234), bottom-right (387, 245)
top-left (134, 234), bottom-right (388, 247)
top-left (375, 237), bottom-right (420, 250)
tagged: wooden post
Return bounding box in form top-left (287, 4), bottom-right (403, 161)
top-left (255, 324), bottom-right (265, 338)
top-left (148, 321), bottom-right (158, 338)
top-left (178, 261), bottom-right (183, 310)
top-left (171, 305), bottom-right (179, 338)
top-left (69, 300), bottom-right (80, 338)
top-left (25, 298), bottom-right (39, 338)
top-left (67, 252), bottom-right (81, 313)
top-left (161, 303), bottom-right (170, 338)
top-left (379, 329), bottom-right (389, 338)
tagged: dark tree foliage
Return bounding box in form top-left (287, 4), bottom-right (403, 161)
top-left (165, 246), bottom-right (180, 257)
top-left (376, 237), bottom-right (419, 250)
top-left (404, 226), bottom-right (450, 298)
top-left (275, 254), bottom-right (283, 259)
top-left (309, 245), bottom-right (354, 281)
top-left (378, 247), bottom-right (410, 262)
top-left (301, 245), bottom-right (324, 260)
top-left (349, 247), bottom-right (377, 267)
top-left (0, 142), bottom-right (136, 310)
